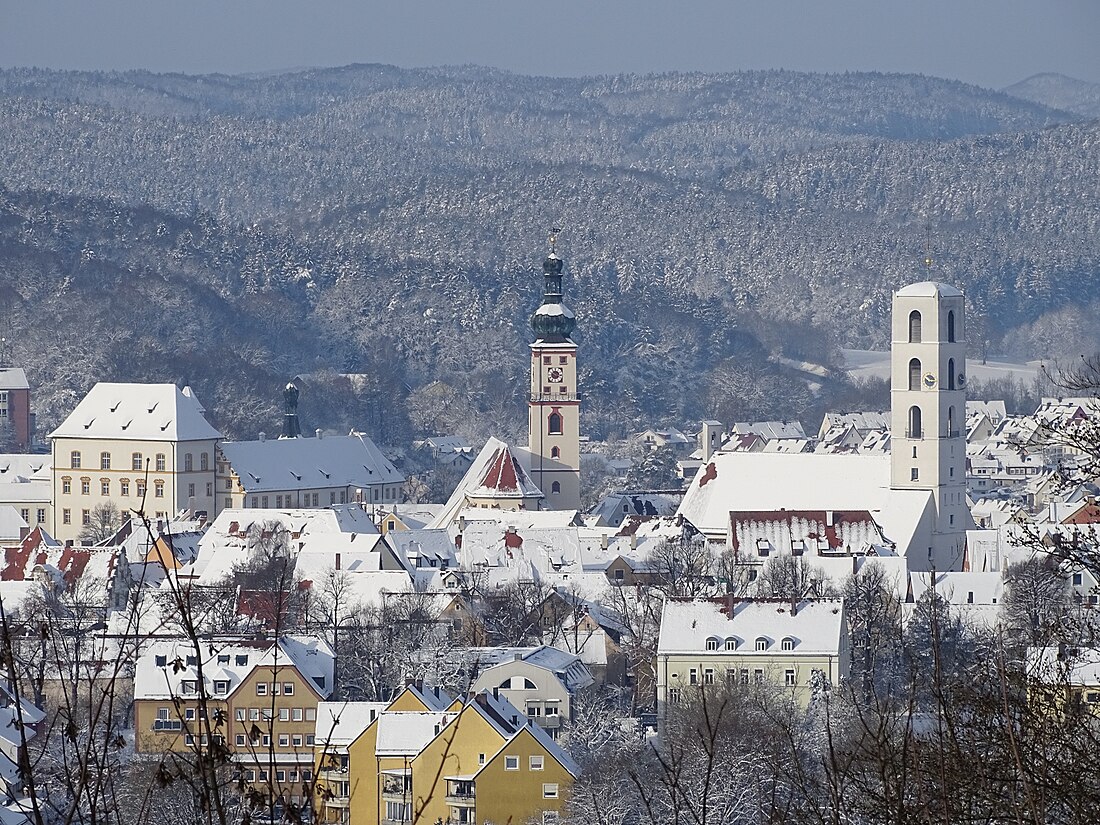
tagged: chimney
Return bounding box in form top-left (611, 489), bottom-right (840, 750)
top-left (492, 687), bottom-right (499, 699)
top-left (258, 431), bottom-right (266, 442)
top-left (790, 596), bottom-right (798, 616)
top-left (335, 553), bottom-right (341, 570)
top-left (600, 534), bottom-right (608, 550)
top-left (458, 515), bottom-right (466, 532)
top-left (513, 652), bottom-right (523, 661)
top-left (316, 428), bottom-right (323, 440)
top-left (629, 533), bottom-right (637, 550)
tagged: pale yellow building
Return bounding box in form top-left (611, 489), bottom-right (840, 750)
top-left (134, 635), bottom-right (334, 812)
top-left (49, 383), bottom-right (221, 541)
top-left (656, 598), bottom-right (849, 717)
top-left (315, 685), bottom-right (578, 825)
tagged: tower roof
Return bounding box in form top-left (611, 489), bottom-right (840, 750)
top-left (531, 242), bottom-right (576, 343)
top-left (895, 281), bottom-right (963, 298)
top-left (469, 444), bottom-right (543, 500)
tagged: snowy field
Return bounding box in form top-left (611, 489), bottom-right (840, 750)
top-left (840, 349), bottom-right (1043, 383)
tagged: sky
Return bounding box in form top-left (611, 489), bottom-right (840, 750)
top-left (2, 0), bottom-right (1099, 89)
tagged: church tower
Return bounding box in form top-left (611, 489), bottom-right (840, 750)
top-left (528, 235), bottom-right (581, 511)
top-left (890, 281), bottom-right (970, 568)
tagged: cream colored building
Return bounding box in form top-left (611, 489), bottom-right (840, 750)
top-left (656, 598), bottom-right (849, 719)
top-left (49, 383), bottom-right (221, 542)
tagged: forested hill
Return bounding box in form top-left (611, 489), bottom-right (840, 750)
top-left (1, 65), bottom-right (1098, 445)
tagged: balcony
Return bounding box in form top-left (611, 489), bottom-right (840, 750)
top-left (324, 796), bottom-right (351, 810)
top-left (445, 793), bottom-right (477, 807)
top-left (445, 777), bottom-right (476, 806)
top-left (530, 393), bottom-right (580, 403)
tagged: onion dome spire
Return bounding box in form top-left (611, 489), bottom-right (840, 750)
top-left (531, 230), bottom-right (576, 343)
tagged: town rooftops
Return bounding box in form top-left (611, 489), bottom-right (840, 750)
top-left (658, 598), bottom-right (846, 656)
top-left (220, 432), bottom-right (403, 493)
top-left (468, 444), bottom-right (543, 500)
top-left (729, 509), bottom-right (888, 557)
top-left (49, 383), bottom-right (222, 442)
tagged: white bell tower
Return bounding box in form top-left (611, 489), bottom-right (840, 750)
top-left (890, 281), bottom-right (971, 569)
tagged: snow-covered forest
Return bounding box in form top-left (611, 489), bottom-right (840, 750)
top-left (1, 65), bottom-right (1098, 443)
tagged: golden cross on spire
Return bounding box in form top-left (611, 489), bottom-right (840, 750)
top-left (923, 224), bottom-right (934, 269)
top-left (548, 228), bottom-right (560, 254)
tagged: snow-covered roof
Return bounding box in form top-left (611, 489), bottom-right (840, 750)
top-left (1030, 646), bottom-right (1100, 687)
top-left (908, 571), bottom-right (1003, 605)
top-left (658, 598), bottom-right (846, 655)
top-left (466, 645), bottom-right (593, 692)
top-left (0, 369), bottom-right (29, 391)
top-left (0, 455), bottom-right (50, 483)
top-left (375, 710), bottom-right (458, 757)
top-left (49, 383), bottom-right (221, 442)
top-left (430, 437), bottom-right (542, 528)
top-left (731, 421), bottom-right (807, 441)
top-left (895, 281), bottom-right (963, 298)
top-left (133, 635), bottom-right (334, 701)
top-left (467, 444), bottom-right (543, 501)
top-left (220, 432), bottom-right (403, 494)
top-left (729, 509), bottom-right (890, 557)
top-left (676, 453), bottom-right (934, 559)
top-left (314, 701), bottom-right (388, 749)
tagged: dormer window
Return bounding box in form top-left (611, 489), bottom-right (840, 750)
top-left (755, 637), bottom-right (768, 652)
top-left (705, 637), bottom-right (719, 651)
top-left (724, 638), bottom-right (738, 651)
top-left (790, 539), bottom-right (805, 556)
top-left (756, 538), bottom-right (770, 557)
top-left (781, 637), bottom-right (795, 651)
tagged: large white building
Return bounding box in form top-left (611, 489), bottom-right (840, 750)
top-left (49, 383), bottom-right (221, 542)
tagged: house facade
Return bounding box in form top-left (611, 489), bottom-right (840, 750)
top-left (49, 383), bottom-right (221, 542)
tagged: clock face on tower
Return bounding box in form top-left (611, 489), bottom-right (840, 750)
top-left (547, 367), bottom-right (564, 383)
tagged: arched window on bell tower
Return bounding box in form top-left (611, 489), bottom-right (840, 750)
top-left (909, 310), bottom-right (922, 343)
top-left (948, 405), bottom-right (956, 438)
top-left (908, 358), bottom-right (922, 391)
top-left (551, 446), bottom-right (560, 459)
top-left (947, 311), bottom-right (956, 343)
top-left (548, 411), bottom-right (563, 435)
top-left (908, 405), bottom-right (922, 439)
top-left (948, 358), bottom-right (956, 390)
top-left (551, 481), bottom-right (561, 494)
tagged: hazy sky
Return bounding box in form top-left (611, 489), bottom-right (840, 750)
top-left (2, 0), bottom-right (1099, 89)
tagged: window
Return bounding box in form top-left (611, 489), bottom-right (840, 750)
top-left (754, 669), bottom-right (764, 684)
top-left (911, 467), bottom-right (919, 481)
top-left (279, 708), bottom-right (290, 722)
top-left (136, 480), bottom-right (146, 497)
top-left (330, 492), bottom-right (336, 505)
top-left (184, 708), bottom-right (196, 720)
top-left (82, 509), bottom-right (90, 525)
top-left (948, 405), bottom-right (956, 437)
top-left (213, 680), bottom-right (229, 695)
top-left (273, 682), bottom-right (281, 695)
top-left (781, 637), bottom-right (795, 651)
top-left (530, 755), bottom-right (544, 770)
top-left (100, 451), bottom-right (111, 470)
top-left (206, 482), bottom-right (212, 496)
top-left (543, 783), bottom-right (559, 799)
top-left (36, 508), bottom-right (45, 524)
top-left (706, 637), bottom-right (719, 651)
top-left (101, 479), bottom-right (110, 496)
top-left (71, 451), bottom-right (81, 469)
top-left (249, 708), bottom-right (260, 721)
top-left (704, 668), bottom-right (714, 685)
top-left (908, 405), bottom-right (922, 438)
top-left (551, 446), bottom-right (560, 458)
top-left (306, 734), bottom-right (314, 746)
top-left (725, 638), bottom-right (737, 651)
top-left (235, 708), bottom-right (245, 721)
top-left (262, 495), bottom-right (269, 507)
top-left (755, 637), bottom-right (768, 651)
top-left (200, 452), bottom-right (209, 471)
top-left (1073, 573), bottom-right (1083, 585)
top-left (947, 310), bottom-right (956, 343)
top-left (132, 452), bottom-right (143, 470)
top-left (306, 708), bottom-right (316, 721)
top-left (689, 668), bottom-right (698, 685)
top-left (154, 480), bottom-right (164, 497)
top-left (948, 358), bottom-right (956, 391)
top-left (551, 481), bottom-right (561, 494)
top-left (785, 669), bottom-right (797, 686)
top-left (155, 453), bottom-right (166, 472)
top-left (478, 753), bottom-right (486, 765)
top-left (188, 483), bottom-right (195, 497)
top-left (292, 707), bottom-right (303, 721)
top-left (292, 734), bottom-right (303, 747)
top-left (548, 411), bottom-right (563, 435)
top-left (155, 654), bottom-right (167, 667)
top-left (236, 734), bottom-right (245, 746)
top-left (63, 509), bottom-right (71, 525)
top-left (62, 477), bottom-right (72, 494)
top-left (908, 358), bottom-right (921, 391)
top-left (120, 480), bottom-right (129, 496)
top-left (183, 453), bottom-right (192, 472)
top-left (256, 683), bottom-right (267, 696)
top-left (668, 688), bottom-right (682, 704)
top-left (908, 310), bottom-right (922, 343)
top-left (279, 734), bottom-right (290, 748)
top-left (81, 478), bottom-right (90, 495)
top-left (505, 756), bottom-right (519, 770)
top-left (283, 682), bottom-right (294, 695)
top-left (740, 669), bottom-right (749, 685)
